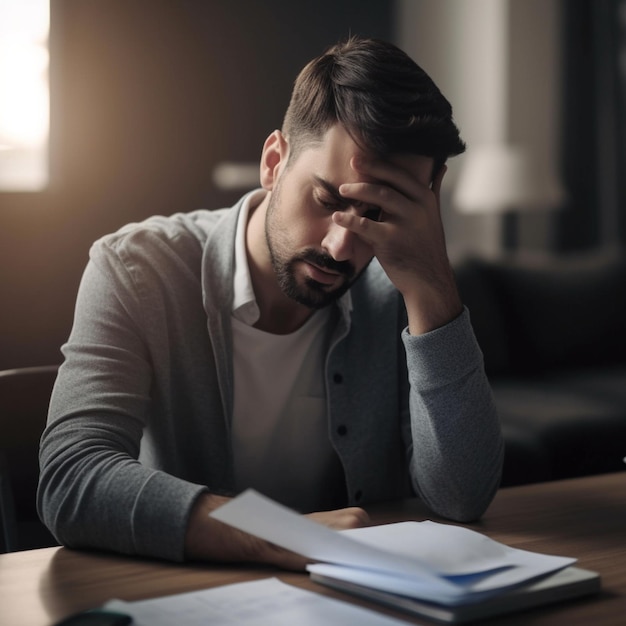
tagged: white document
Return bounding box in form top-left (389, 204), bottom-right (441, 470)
top-left (210, 488), bottom-right (457, 593)
top-left (104, 577), bottom-right (411, 626)
top-left (322, 522), bottom-right (576, 593)
top-left (210, 489), bottom-right (576, 604)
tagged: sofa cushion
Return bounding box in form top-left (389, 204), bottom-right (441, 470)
top-left (487, 251), bottom-right (626, 374)
top-left (493, 365), bottom-right (626, 485)
top-left (454, 251), bottom-right (626, 487)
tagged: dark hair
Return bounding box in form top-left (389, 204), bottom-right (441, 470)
top-left (282, 36), bottom-right (466, 173)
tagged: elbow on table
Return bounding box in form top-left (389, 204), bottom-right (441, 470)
top-left (415, 464), bottom-right (502, 523)
top-left (36, 449), bottom-right (108, 551)
top-left (36, 471), bottom-right (79, 549)
top-left (433, 493), bottom-right (495, 524)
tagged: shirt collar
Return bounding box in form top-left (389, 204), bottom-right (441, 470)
top-left (232, 189), bottom-right (265, 325)
top-left (232, 189), bottom-right (353, 326)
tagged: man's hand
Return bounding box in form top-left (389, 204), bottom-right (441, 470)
top-left (335, 155), bottom-right (463, 335)
top-left (184, 493), bottom-right (369, 571)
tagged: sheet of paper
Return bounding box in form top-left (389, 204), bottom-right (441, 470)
top-left (336, 521), bottom-right (575, 590)
top-left (210, 489), bottom-right (576, 599)
top-left (209, 489), bottom-right (457, 592)
top-left (104, 578), bottom-right (411, 626)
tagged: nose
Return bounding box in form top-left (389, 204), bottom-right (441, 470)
top-left (321, 218), bottom-right (355, 263)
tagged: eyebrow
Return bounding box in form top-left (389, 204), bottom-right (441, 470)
top-left (312, 175), bottom-right (349, 206)
top-left (312, 175), bottom-right (377, 212)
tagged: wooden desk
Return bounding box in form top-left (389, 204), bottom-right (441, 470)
top-left (1, 473), bottom-right (625, 626)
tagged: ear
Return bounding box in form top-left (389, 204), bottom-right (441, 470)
top-left (260, 130), bottom-right (289, 190)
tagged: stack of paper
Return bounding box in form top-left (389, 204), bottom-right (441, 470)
top-left (210, 490), bottom-right (600, 623)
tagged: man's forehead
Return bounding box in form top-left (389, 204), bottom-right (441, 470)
top-left (301, 132), bottom-right (434, 167)
top-left (288, 125), bottom-right (435, 182)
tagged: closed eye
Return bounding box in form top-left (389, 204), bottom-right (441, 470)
top-left (313, 176), bottom-right (347, 211)
top-left (315, 193), bottom-right (343, 211)
top-left (312, 175), bottom-right (381, 220)
top-left (314, 192), bottom-right (381, 221)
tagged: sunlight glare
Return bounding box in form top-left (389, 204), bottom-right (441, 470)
top-left (0, 0), bottom-right (49, 190)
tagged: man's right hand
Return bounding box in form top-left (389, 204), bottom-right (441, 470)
top-left (184, 492), bottom-right (370, 571)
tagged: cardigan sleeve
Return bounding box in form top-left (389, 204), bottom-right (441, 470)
top-left (37, 244), bottom-right (207, 561)
top-left (401, 307), bottom-right (504, 521)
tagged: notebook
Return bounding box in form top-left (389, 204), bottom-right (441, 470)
top-left (310, 565), bottom-right (601, 623)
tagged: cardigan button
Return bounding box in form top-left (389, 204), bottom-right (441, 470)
top-left (337, 425), bottom-right (348, 436)
top-left (354, 490), bottom-right (363, 502)
top-left (333, 372), bottom-right (343, 384)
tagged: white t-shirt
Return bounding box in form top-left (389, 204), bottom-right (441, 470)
top-left (231, 192), bottom-right (346, 512)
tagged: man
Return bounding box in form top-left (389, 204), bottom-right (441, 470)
top-left (38, 37), bottom-right (503, 570)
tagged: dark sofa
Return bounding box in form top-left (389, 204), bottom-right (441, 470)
top-left (454, 250), bottom-right (626, 487)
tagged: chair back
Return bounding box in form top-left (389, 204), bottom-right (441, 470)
top-left (0, 365), bottom-right (60, 552)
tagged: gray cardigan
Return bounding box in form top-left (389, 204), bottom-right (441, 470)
top-left (38, 193), bottom-right (504, 562)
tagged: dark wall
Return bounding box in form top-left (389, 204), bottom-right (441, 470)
top-left (0, 0), bottom-right (393, 370)
top-left (558, 0), bottom-right (626, 252)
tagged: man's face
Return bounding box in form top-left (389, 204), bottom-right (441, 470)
top-left (263, 124), bottom-right (433, 309)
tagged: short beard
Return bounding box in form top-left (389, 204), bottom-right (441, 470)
top-left (265, 186), bottom-right (359, 309)
top-left (275, 248), bottom-right (356, 309)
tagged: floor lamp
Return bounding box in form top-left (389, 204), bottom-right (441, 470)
top-left (452, 144), bottom-right (565, 253)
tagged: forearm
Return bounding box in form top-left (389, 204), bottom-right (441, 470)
top-left (400, 252), bottom-right (463, 336)
top-left (402, 309), bottom-right (504, 521)
top-left (408, 375), bottom-right (503, 521)
top-left (38, 416), bottom-right (206, 561)
top-left (184, 493), bottom-right (308, 570)
top-left (403, 279), bottom-right (463, 336)
top-left (185, 493), bottom-right (370, 570)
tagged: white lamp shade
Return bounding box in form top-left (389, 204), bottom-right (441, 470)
top-left (212, 162), bottom-right (260, 191)
top-left (453, 144), bottom-right (565, 214)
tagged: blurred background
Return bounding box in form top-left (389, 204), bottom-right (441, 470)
top-left (0, 0), bottom-right (624, 371)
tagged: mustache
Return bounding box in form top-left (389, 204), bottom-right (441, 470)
top-left (297, 249), bottom-right (355, 278)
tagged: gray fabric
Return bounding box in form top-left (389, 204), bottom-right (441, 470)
top-left (38, 193), bottom-right (503, 562)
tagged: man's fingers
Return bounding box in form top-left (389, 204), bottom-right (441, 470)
top-left (339, 181), bottom-right (406, 217)
top-left (332, 210), bottom-right (382, 246)
top-left (307, 506), bottom-right (370, 529)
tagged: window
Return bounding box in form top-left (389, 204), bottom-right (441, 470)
top-left (0, 0), bottom-right (49, 191)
